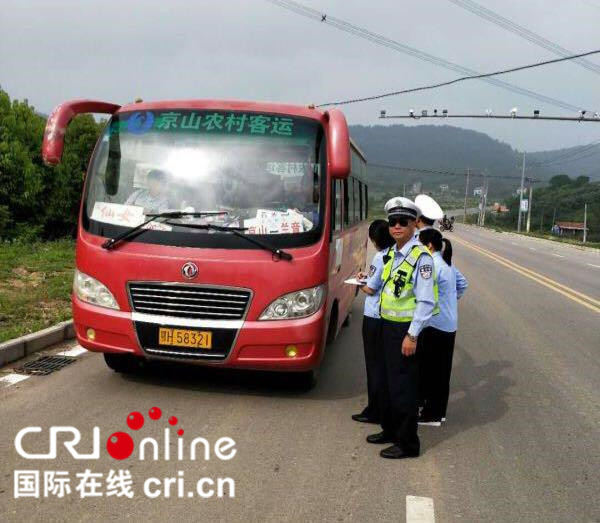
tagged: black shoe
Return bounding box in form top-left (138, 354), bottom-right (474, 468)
top-left (366, 431), bottom-right (394, 444)
top-left (352, 413), bottom-right (379, 424)
top-left (380, 444), bottom-right (419, 459)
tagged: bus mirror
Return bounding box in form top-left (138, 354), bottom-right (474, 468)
top-left (42, 100), bottom-right (120, 166)
top-left (325, 109), bottom-right (350, 179)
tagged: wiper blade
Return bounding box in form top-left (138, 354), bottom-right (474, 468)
top-left (166, 221), bottom-right (293, 261)
top-left (101, 211), bottom-right (228, 250)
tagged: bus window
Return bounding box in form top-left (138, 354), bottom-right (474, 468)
top-left (334, 180), bottom-right (342, 231)
top-left (358, 181), bottom-right (363, 221)
top-left (343, 178), bottom-right (349, 226)
top-left (353, 178), bottom-right (359, 223)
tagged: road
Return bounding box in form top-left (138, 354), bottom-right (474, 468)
top-left (1, 225), bottom-right (599, 522)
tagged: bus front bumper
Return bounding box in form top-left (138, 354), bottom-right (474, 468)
top-left (72, 296), bottom-right (327, 371)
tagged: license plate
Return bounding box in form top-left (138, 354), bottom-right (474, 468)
top-left (158, 328), bottom-right (212, 349)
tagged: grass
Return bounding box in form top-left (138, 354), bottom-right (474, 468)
top-left (464, 217), bottom-right (600, 249)
top-left (0, 239), bottom-right (75, 343)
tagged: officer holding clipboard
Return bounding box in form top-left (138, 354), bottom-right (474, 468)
top-left (364, 197), bottom-right (438, 459)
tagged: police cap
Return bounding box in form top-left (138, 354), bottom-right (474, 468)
top-left (384, 197), bottom-right (419, 220)
top-left (415, 194), bottom-right (444, 220)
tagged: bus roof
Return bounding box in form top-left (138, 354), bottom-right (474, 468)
top-left (117, 99), bottom-right (326, 122)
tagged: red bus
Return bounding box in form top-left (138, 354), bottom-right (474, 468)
top-left (42, 99), bottom-right (368, 385)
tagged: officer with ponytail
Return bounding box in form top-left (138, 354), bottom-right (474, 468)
top-left (417, 228), bottom-right (468, 425)
top-left (365, 197), bottom-right (438, 459)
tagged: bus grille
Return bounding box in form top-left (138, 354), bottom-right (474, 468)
top-left (128, 283), bottom-right (251, 320)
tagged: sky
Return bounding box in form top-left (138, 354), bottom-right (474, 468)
top-left (1, 0), bottom-right (599, 152)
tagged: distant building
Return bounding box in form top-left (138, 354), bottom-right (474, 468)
top-left (553, 221), bottom-right (589, 238)
top-left (492, 202), bottom-right (509, 213)
top-left (473, 187), bottom-right (483, 196)
top-left (439, 184), bottom-right (449, 193)
top-left (411, 182), bottom-right (422, 194)
top-left (515, 187), bottom-right (527, 196)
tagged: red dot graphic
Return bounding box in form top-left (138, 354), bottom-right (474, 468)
top-left (149, 407), bottom-right (162, 420)
top-left (168, 416), bottom-right (178, 426)
top-left (127, 412), bottom-right (144, 430)
top-left (177, 429), bottom-right (184, 436)
top-left (106, 432), bottom-right (134, 460)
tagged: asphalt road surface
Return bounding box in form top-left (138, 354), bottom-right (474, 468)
top-left (1, 225), bottom-right (599, 522)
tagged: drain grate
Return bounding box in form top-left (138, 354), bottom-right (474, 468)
top-left (15, 355), bottom-right (76, 376)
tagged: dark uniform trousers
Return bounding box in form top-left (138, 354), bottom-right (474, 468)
top-left (377, 319), bottom-right (420, 456)
top-left (418, 326), bottom-right (456, 419)
top-left (361, 316), bottom-right (382, 422)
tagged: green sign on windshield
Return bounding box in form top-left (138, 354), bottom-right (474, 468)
top-left (112, 111), bottom-right (296, 137)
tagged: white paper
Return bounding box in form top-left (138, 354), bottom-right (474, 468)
top-left (344, 278), bottom-right (367, 286)
top-left (91, 202), bottom-right (145, 227)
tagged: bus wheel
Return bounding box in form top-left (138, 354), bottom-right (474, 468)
top-left (297, 369), bottom-right (319, 390)
top-left (326, 304), bottom-right (338, 345)
top-left (342, 312), bottom-right (351, 327)
top-left (103, 353), bottom-right (144, 374)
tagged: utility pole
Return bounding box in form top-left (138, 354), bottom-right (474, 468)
top-left (481, 178), bottom-right (489, 226)
top-left (583, 203), bottom-right (588, 243)
top-left (517, 152), bottom-right (526, 232)
top-left (463, 168), bottom-right (470, 223)
top-left (526, 179), bottom-right (533, 233)
top-left (403, 183), bottom-right (406, 197)
top-left (552, 207), bottom-right (557, 228)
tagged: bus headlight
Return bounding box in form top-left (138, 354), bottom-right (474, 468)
top-left (73, 269), bottom-right (119, 310)
top-left (259, 285), bottom-right (325, 320)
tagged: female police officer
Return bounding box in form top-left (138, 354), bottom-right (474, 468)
top-left (364, 197), bottom-right (438, 459)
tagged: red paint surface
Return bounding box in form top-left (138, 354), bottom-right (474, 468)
top-left (47, 98), bottom-right (367, 373)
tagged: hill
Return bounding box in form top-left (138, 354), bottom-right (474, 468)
top-left (350, 124), bottom-right (599, 208)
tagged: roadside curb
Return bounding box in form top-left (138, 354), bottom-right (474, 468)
top-left (0, 321), bottom-right (75, 368)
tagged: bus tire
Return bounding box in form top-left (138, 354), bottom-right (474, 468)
top-left (342, 312), bottom-right (351, 327)
top-left (104, 353), bottom-right (144, 374)
top-left (297, 369), bottom-right (319, 390)
top-left (326, 303), bottom-right (338, 345)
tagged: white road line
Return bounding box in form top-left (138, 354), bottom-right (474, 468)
top-left (529, 247), bottom-right (536, 251)
top-left (511, 242), bottom-right (518, 246)
top-left (552, 253), bottom-right (564, 258)
top-left (587, 263), bottom-right (600, 269)
top-left (406, 496), bottom-right (435, 523)
top-left (56, 346), bottom-right (87, 357)
top-left (0, 373), bottom-right (30, 387)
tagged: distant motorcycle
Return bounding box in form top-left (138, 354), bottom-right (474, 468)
top-left (439, 219), bottom-right (454, 232)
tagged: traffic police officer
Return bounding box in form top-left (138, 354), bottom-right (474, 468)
top-left (366, 197), bottom-right (438, 459)
top-left (414, 194), bottom-right (444, 240)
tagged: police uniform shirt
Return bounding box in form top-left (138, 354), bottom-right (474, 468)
top-left (364, 250), bottom-right (385, 319)
top-left (368, 237), bottom-right (436, 337)
top-left (428, 251), bottom-right (468, 333)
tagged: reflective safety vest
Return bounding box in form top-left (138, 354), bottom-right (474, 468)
top-left (379, 244), bottom-right (439, 323)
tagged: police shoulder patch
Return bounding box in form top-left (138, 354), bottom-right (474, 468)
top-left (419, 264), bottom-right (433, 279)
top-left (369, 265), bottom-right (376, 277)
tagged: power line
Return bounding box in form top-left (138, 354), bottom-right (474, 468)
top-left (368, 162), bottom-right (537, 181)
top-left (532, 139), bottom-right (600, 166)
top-left (266, 0), bottom-right (586, 111)
top-left (446, 0), bottom-right (600, 76)
top-left (380, 111), bottom-right (600, 122)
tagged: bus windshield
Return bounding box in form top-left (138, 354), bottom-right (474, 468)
top-left (83, 109), bottom-right (325, 249)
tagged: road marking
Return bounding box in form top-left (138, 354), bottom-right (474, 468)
top-left (406, 496), bottom-right (435, 523)
top-left (552, 253), bottom-right (564, 258)
top-left (587, 263), bottom-right (600, 269)
top-left (56, 346), bottom-right (87, 357)
top-left (529, 247), bottom-right (536, 251)
top-left (454, 236), bottom-right (600, 314)
top-left (511, 242), bottom-right (518, 246)
top-left (0, 374), bottom-right (29, 387)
